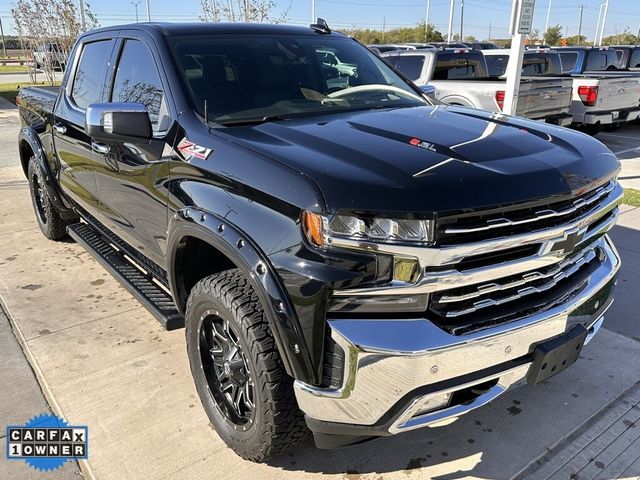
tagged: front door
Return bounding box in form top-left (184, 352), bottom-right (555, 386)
top-left (90, 36), bottom-right (174, 266)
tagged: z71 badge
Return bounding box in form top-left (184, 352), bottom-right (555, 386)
top-left (177, 138), bottom-right (212, 160)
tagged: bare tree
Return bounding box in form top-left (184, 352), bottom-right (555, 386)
top-left (200, 0), bottom-right (291, 23)
top-left (12, 0), bottom-right (99, 85)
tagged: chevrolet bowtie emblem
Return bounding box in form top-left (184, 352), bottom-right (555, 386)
top-left (550, 227), bottom-right (587, 256)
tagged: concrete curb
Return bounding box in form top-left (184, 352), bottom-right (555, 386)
top-left (0, 294), bottom-right (95, 480)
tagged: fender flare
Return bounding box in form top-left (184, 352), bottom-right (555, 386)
top-left (18, 126), bottom-right (75, 219)
top-left (166, 207), bottom-right (317, 384)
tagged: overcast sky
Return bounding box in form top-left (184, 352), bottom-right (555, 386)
top-left (0, 0), bottom-right (638, 41)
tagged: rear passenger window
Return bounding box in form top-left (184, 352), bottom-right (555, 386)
top-left (71, 40), bottom-right (114, 110)
top-left (434, 55), bottom-right (485, 79)
top-left (112, 39), bottom-right (168, 132)
top-left (394, 56), bottom-right (425, 82)
top-left (630, 49), bottom-right (640, 68)
top-left (559, 52), bottom-right (578, 73)
top-left (485, 55), bottom-right (509, 76)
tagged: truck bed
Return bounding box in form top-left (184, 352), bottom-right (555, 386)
top-left (16, 85), bottom-right (59, 127)
top-left (431, 76), bottom-right (573, 121)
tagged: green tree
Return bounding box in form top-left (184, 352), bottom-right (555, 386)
top-left (344, 22), bottom-right (443, 45)
top-left (602, 28), bottom-right (640, 46)
top-left (543, 25), bottom-right (563, 45)
top-left (463, 35), bottom-right (477, 43)
top-left (565, 34), bottom-right (587, 46)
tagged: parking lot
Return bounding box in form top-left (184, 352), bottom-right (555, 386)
top-left (1, 99), bottom-right (639, 479)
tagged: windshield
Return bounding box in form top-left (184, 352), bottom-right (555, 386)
top-left (168, 34), bottom-right (427, 125)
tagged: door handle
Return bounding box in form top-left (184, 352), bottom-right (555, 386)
top-left (91, 141), bottom-right (110, 155)
top-left (52, 123), bottom-right (66, 135)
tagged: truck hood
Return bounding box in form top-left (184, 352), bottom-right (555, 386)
top-left (219, 105), bottom-right (620, 215)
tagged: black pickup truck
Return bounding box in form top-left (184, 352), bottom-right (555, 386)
top-left (16, 21), bottom-right (623, 461)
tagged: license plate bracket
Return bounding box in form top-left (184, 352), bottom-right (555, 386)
top-left (526, 325), bottom-right (588, 385)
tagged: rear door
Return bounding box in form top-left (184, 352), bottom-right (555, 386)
top-left (91, 33), bottom-right (175, 265)
top-left (53, 35), bottom-right (116, 213)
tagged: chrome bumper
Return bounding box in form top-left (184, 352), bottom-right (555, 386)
top-left (294, 236), bottom-right (620, 433)
top-left (583, 108), bottom-right (640, 125)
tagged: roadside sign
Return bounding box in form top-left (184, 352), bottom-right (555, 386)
top-left (518, 0), bottom-right (536, 34)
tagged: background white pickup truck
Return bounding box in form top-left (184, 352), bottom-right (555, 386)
top-left (382, 47), bottom-right (573, 126)
top-left (552, 47), bottom-right (640, 133)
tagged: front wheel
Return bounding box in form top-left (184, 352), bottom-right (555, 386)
top-left (185, 269), bottom-right (308, 461)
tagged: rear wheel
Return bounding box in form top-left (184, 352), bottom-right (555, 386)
top-left (27, 156), bottom-right (73, 240)
top-left (185, 269), bottom-right (308, 461)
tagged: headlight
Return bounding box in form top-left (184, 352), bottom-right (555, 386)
top-left (302, 211), bottom-right (434, 248)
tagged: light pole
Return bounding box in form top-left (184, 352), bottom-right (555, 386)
top-left (577, 4), bottom-right (583, 45)
top-left (598, 0), bottom-right (610, 46)
top-left (460, 0), bottom-right (465, 43)
top-left (544, 0), bottom-right (552, 38)
top-left (424, 0), bottom-right (431, 42)
top-left (131, 0), bottom-right (141, 23)
top-left (78, 0), bottom-right (86, 31)
top-left (146, 0), bottom-right (151, 21)
top-left (447, 0), bottom-right (455, 43)
top-left (594, 3), bottom-right (604, 46)
top-left (311, 0), bottom-right (316, 22)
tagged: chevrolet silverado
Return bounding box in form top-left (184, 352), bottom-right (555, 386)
top-left (16, 21), bottom-right (622, 461)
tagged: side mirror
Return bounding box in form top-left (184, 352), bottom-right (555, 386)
top-left (86, 103), bottom-right (152, 143)
top-left (420, 84), bottom-right (437, 99)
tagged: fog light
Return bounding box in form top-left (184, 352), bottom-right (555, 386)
top-left (412, 392), bottom-right (452, 417)
top-left (394, 257), bottom-right (420, 283)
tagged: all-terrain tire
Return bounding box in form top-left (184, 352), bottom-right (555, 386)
top-left (27, 156), bottom-right (73, 240)
top-left (185, 269), bottom-right (309, 462)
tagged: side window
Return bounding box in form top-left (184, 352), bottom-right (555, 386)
top-left (631, 49), bottom-right (640, 68)
top-left (559, 52), bottom-right (577, 72)
top-left (394, 56), bottom-right (425, 81)
top-left (485, 55), bottom-right (508, 76)
top-left (112, 39), bottom-right (169, 132)
top-left (71, 40), bottom-right (114, 110)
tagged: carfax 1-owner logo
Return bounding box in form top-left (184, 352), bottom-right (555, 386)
top-left (6, 413), bottom-right (88, 472)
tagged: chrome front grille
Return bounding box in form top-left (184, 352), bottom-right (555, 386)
top-left (426, 180), bottom-right (622, 334)
top-left (331, 178), bottom-right (623, 335)
top-left (436, 247), bottom-right (599, 308)
top-left (438, 180), bottom-right (617, 245)
top-left (429, 246), bottom-right (600, 332)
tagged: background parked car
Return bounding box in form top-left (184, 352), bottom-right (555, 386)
top-left (552, 46), bottom-right (640, 133)
top-left (33, 42), bottom-right (66, 70)
top-left (383, 47), bottom-right (573, 126)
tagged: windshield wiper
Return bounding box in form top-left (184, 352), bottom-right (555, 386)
top-left (216, 115), bottom-right (289, 127)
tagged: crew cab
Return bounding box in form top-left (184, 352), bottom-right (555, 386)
top-left (553, 46), bottom-right (640, 132)
top-left (16, 22), bottom-right (622, 461)
top-left (382, 47), bottom-right (573, 126)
